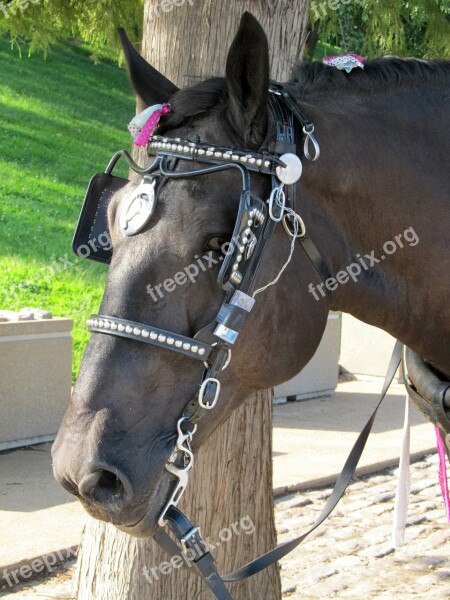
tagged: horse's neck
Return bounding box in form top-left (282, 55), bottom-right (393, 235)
top-left (297, 87), bottom-right (450, 375)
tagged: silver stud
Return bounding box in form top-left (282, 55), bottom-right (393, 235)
top-left (198, 348), bottom-right (206, 356)
top-left (230, 271), bottom-right (243, 285)
top-left (236, 254), bottom-right (242, 263)
top-left (183, 342), bottom-right (191, 351)
top-left (240, 156), bottom-right (248, 163)
top-left (214, 152), bottom-right (223, 158)
top-left (163, 138), bottom-right (169, 142)
top-left (177, 145), bottom-right (183, 152)
top-left (150, 332), bottom-right (158, 340)
top-left (167, 337), bottom-right (175, 345)
top-left (104, 320), bottom-right (111, 329)
top-left (198, 149), bottom-right (206, 155)
top-left (111, 322), bottom-right (118, 331)
top-left (242, 236), bottom-right (248, 244)
top-left (257, 159), bottom-right (263, 166)
top-left (191, 346), bottom-right (199, 354)
top-left (244, 227), bottom-right (251, 236)
top-left (232, 263), bottom-right (239, 271)
top-left (206, 150), bottom-right (214, 157)
top-left (98, 319), bottom-right (104, 328)
top-left (224, 153), bottom-right (232, 160)
top-left (175, 340), bottom-right (183, 348)
top-left (142, 330), bottom-right (150, 338)
top-left (264, 160), bottom-right (271, 168)
top-left (249, 157), bottom-right (256, 165)
top-left (118, 324), bottom-right (125, 333)
top-left (183, 146), bottom-right (190, 153)
top-left (249, 209), bottom-right (255, 217)
top-left (175, 138), bottom-right (181, 143)
top-left (239, 245), bottom-right (245, 253)
top-left (232, 154), bottom-right (239, 161)
top-left (247, 219), bottom-right (253, 227)
top-left (133, 327), bottom-right (141, 336)
top-left (158, 334), bottom-right (166, 343)
top-left (125, 325), bottom-right (133, 334)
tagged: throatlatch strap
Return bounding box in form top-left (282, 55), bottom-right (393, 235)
top-left (154, 341), bottom-right (403, 596)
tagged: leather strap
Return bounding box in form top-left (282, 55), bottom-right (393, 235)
top-left (164, 507), bottom-right (233, 599)
top-left (153, 341), bottom-right (403, 595)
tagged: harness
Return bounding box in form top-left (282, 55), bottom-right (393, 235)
top-left (72, 84), bottom-right (450, 599)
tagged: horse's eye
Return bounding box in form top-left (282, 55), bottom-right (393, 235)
top-left (205, 235), bottom-right (230, 253)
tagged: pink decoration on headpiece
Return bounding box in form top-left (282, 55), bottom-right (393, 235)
top-left (435, 426), bottom-right (450, 522)
top-left (134, 103), bottom-right (171, 147)
top-left (323, 54), bottom-right (366, 73)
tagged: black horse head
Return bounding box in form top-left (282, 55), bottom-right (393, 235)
top-left (52, 13), bottom-right (328, 537)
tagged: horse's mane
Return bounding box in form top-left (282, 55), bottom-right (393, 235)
top-left (291, 57), bottom-right (450, 94)
top-left (162, 57), bottom-right (449, 128)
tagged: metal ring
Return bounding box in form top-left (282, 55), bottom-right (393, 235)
top-left (282, 213), bottom-right (306, 239)
top-left (303, 125), bottom-right (320, 161)
top-left (177, 416), bottom-right (198, 439)
top-left (268, 186), bottom-right (286, 222)
top-left (198, 378), bottom-right (221, 409)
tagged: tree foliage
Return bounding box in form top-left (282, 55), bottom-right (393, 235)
top-left (0, 0), bottom-right (448, 59)
top-left (0, 0), bottom-right (143, 57)
top-left (310, 0), bottom-right (450, 59)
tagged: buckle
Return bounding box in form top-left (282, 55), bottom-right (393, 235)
top-left (198, 378), bottom-right (221, 409)
top-left (181, 526), bottom-right (207, 559)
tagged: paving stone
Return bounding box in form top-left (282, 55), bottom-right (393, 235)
top-left (427, 528), bottom-right (450, 548)
top-left (276, 494), bottom-right (313, 510)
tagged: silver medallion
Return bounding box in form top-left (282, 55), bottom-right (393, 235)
top-left (119, 178), bottom-right (157, 236)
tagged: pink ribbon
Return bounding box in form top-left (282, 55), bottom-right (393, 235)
top-left (435, 425), bottom-right (450, 522)
top-left (134, 103), bottom-right (171, 147)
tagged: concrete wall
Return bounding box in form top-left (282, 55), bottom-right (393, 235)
top-left (0, 318), bottom-right (73, 451)
top-left (340, 313), bottom-right (397, 377)
top-left (273, 312), bottom-right (341, 402)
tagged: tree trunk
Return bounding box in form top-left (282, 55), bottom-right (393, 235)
top-left (74, 2), bottom-right (310, 599)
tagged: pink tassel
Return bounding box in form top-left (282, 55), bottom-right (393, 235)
top-left (435, 426), bottom-right (450, 522)
top-left (134, 103), bottom-right (171, 147)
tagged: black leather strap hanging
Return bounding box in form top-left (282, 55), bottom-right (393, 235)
top-left (153, 342), bottom-right (403, 597)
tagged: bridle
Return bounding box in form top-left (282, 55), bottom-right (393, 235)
top-left (83, 85), bottom-right (328, 521)
top-left (72, 86), bottom-right (410, 599)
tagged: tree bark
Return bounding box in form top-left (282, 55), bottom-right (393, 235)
top-left (74, 2), bottom-right (310, 599)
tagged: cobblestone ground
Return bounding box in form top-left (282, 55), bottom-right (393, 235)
top-left (278, 453), bottom-right (450, 599)
top-left (2, 454), bottom-right (449, 599)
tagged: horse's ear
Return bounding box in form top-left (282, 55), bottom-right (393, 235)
top-left (225, 12), bottom-right (269, 149)
top-left (118, 28), bottom-right (179, 107)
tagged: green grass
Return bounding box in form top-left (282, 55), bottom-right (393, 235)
top-left (313, 41), bottom-right (341, 60)
top-left (0, 38), bottom-right (135, 379)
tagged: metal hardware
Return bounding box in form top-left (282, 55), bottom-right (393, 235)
top-left (158, 417), bottom-right (197, 527)
top-left (268, 186), bottom-right (286, 222)
top-left (303, 124), bottom-right (320, 161)
top-left (282, 213), bottom-right (306, 239)
top-left (198, 378), bottom-right (221, 409)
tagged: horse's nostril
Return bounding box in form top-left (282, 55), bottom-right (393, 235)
top-left (79, 468), bottom-right (131, 511)
top-left (61, 477), bottom-right (79, 497)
